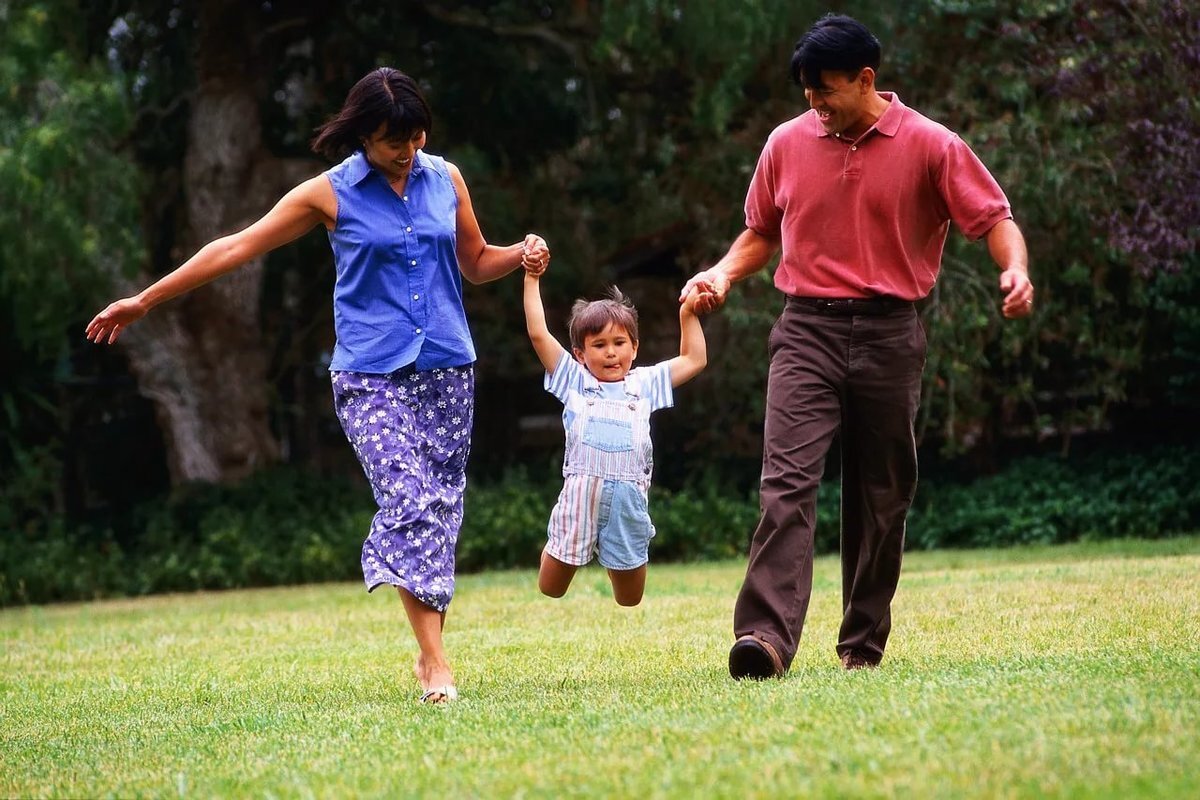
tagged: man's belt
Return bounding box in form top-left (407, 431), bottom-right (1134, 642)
top-left (786, 295), bottom-right (913, 316)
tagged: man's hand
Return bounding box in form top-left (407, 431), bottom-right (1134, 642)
top-left (679, 269), bottom-right (730, 315)
top-left (999, 266), bottom-right (1034, 319)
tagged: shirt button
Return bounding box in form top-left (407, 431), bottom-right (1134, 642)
top-left (406, 226), bottom-right (412, 232)
top-left (410, 260), bottom-right (417, 266)
top-left (403, 196), bottom-right (409, 202)
top-left (851, 145), bottom-right (857, 151)
top-left (413, 294), bottom-right (420, 300)
top-left (415, 328), bottom-right (422, 334)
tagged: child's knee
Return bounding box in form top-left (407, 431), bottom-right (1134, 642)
top-left (614, 593), bottom-right (643, 607)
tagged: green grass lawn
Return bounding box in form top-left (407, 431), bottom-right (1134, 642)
top-left (3, 537), bottom-right (1199, 799)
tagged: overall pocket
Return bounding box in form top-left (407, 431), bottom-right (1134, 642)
top-left (582, 417), bottom-right (634, 453)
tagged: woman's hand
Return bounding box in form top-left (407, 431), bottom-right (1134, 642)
top-left (522, 233), bottom-right (550, 276)
top-left (86, 296), bottom-right (150, 344)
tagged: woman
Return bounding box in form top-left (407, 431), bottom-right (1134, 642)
top-left (87, 67), bottom-right (549, 704)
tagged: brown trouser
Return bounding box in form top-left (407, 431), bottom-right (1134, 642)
top-left (733, 296), bottom-right (926, 670)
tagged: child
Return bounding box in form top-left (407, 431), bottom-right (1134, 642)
top-left (523, 269), bottom-right (707, 606)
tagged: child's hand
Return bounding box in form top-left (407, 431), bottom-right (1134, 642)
top-left (680, 286), bottom-right (702, 315)
top-left (522, 233), bottom-right (550, 276)
top-left (679, 268), bottom-right (729, 314)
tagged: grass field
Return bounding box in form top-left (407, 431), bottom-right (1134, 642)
top-left (3, 537), bottom-right (1199, 799)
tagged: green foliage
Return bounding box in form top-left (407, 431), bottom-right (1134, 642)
top-left (0, 0), bottom-right (143, 353)
top-left (1144, 259), bottom-right (1200, 406)
top-left (892, 0), bottom-right (1200, 455)
top-left (4, 445), bottom-right (1199, 606)
top-left (457, 466), bottom-right (561, 571)
top-left (0, 515), bottom-right (128, 607)
top-left (0, 0), bottom-right (144, 527)
top-left (908, 446), bottom-right (1200, 549)
top-left (0, 468), bottom-right (370, 606)
top-left (128, 470), bottom-right (371, 594)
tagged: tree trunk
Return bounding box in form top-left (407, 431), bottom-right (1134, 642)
top-left (116, 0), bottom-right (318, 484)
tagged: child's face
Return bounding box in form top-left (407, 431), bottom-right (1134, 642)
top-left (573, 322), bottom-right (638, 382)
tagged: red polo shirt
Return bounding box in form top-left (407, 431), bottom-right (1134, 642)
top-left (744, 93), bottom-right (1012, 301)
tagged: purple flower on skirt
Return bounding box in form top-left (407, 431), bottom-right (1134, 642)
top-left (331, 365), bottom-right (474, 611)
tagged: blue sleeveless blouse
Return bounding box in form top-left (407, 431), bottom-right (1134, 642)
top-left (324, 149), bottom-right (475, 373)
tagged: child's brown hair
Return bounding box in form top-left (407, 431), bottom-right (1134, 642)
top-left (568, 286), bottom-right (639, 351)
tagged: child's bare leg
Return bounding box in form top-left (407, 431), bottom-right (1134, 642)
top-left (607, 565), bottom-right (647, 607)
top-left (539, 550), bottom-right (578, 597)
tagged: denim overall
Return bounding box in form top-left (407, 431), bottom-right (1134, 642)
top-left (549, 373), bottom-right (656, 569)
top-left (563, 374), bottom-right (654, 485)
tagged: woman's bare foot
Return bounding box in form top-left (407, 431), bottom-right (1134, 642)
top-left (413, 655), bottom-right (455, 703)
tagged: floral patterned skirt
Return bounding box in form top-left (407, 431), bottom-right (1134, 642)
top-left (331, 365), bottom-right (474, 611)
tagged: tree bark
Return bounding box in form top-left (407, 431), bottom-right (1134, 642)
top-left (115, 0), bottom-right (319, 484)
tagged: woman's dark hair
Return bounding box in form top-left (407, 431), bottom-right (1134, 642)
top-left (311, 67), bottom-right (433, 160)
top-left (568, 286), bottom-right (639, 351)
top-left (790, 14), bottom-right (881, 90)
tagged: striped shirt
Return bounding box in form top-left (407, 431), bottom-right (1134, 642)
top-left (545, 354), bottom-right (674, 483)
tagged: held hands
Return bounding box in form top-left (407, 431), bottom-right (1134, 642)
top-left (678, 268), bottom-right (730, 315)
top-left (999, 266), bottom-right (1034, 319)
top-left (679, 285), bottom-right (703, 315)
top-left (522, 233), bottom-right (550, 277)
top-left (86, 296), bottom-right (149, 345)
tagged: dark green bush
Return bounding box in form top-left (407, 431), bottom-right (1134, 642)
top-left (907, 446), bottom-right (1200, 549)
top-left (457, 471), bottom-right (842, 572)
top-left (128, 470), bottom-right (370, 595)
top-left (458, 467), bottom-right (562, 571)
top-left (0, 518), bottom-right (127, 606)
top-left (2, 446), bottom-right (1197, 606)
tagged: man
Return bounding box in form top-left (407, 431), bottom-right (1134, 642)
top-left (680, 14), bottom-right (1034, 679)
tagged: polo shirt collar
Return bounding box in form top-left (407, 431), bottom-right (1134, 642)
top-left (810, 90), bottom-right (905, 139)
top-left (873, 92), bottom-right (904, 137)
top-left (346, 148), bottom-right (429, 186)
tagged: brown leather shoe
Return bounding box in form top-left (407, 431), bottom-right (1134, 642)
top-left (729, 635), bottom-right (785, 680)
top-left (839, 652), bottom-right (878, 671)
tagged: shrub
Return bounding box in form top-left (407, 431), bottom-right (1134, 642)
top-left (2, 447), bottom-right (1197, 606)
top-left (907, 446), bottom-right (1200, 549)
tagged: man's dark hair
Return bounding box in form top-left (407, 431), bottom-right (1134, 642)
top-left (790, 14), bottom-right (881, 90)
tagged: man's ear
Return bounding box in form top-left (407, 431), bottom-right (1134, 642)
top-left (858, 67), bottom-right (876, 91)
